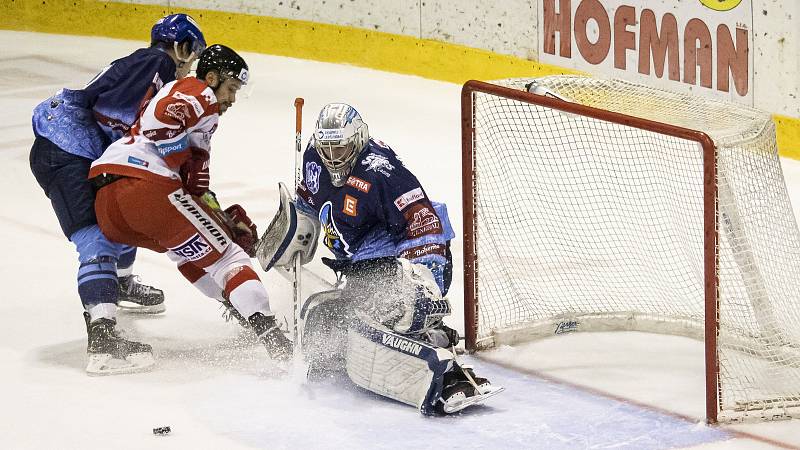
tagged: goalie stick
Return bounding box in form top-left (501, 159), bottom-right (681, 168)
top-left (292, 97), bottom-right (304, 359)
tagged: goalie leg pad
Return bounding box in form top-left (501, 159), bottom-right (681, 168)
top-left (345, 316), bottom-right (453, 415)
top-left (301, 289), bottom-right (351, 379)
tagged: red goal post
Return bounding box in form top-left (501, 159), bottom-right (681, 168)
top-left (460, 77), bottom-right (800, 423)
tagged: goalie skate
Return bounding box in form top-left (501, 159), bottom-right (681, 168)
top-left (440, 384), bottom-right (505, 414)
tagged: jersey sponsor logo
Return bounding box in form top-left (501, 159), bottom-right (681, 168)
top-left (156, 135), bottom-right (189, 156)
top-left (127, 156), bottom-right (149, 167)
top-left (394, 187), bottom-right (425, 211)
top-left (405, 205), bottom-right (442, 238)
top-left (170, 233), bottom-right (212, 261)
top-left (164, 102), bottom-right (191, 124)
top-left (347, 175), bottom-right (372, 194)
top-left (399, 243), bottom-right (446, 260)
top-left (381, 333), bottom-right (422, 356)
top-left (172, 91), bottom-right (205, 116)
top-left (143, 127), bottom-right (180, 141)
top-left (346, 176), bottom-right (371, 193)
top-left (169, 190), bottom-right (228, 252)
top-left (343, 195), bottom-right (358, 217)
top-left (361, 154), bottom-right (394, 177)
top-left (319, 201), bottom-right (351, 257)
top-left (554, 320), bottom-right (580, 335)
top-left (305, 161), bottom-right (322, 194)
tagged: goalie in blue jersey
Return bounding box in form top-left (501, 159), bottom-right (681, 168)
top-left (257, 103), bottom-right (503, 414)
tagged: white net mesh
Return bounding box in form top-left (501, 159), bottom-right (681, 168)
top-left (469, 75), bottom-right (800, 421)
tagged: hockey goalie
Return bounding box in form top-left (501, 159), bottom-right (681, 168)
top-left (257, 103), bottom-right (503, 415)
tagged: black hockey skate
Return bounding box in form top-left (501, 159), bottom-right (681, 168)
top-left (84, 312), bottom-right (154, 375)
top-left (117, 275), bottom-right (165, 314)
top-left (248, 312), bottom-right (293, 361)
top-left (436, 365), bottom-right (504, 414)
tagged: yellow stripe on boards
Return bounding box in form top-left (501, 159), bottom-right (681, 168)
top-left (2, 0), bottom-right (799, 158)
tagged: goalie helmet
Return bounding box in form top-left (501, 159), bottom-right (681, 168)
top-left (196, 44), bottom-right (249, 85)
top-left (313, 103), bottom-right (369, 187)
top-left (150, 14), bottom-right (206, 62)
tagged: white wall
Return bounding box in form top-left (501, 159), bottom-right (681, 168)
top-left (125, 0), bottom-right (800, 116)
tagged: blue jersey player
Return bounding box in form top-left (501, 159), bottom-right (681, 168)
top-left (29, 14), bottom-right (205, 374)
top-left (260, 103), bottom-right (502, 414)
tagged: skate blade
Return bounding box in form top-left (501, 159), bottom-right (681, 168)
top-left (442, 385), bottom-right (505, 414)
top-left (86, 352), bottom-right (155, 376)
top-left (117, 301), bottom-right (166, 314)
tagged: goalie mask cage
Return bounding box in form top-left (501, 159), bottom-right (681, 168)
top-left (461, 76), bottom-right (800, 423)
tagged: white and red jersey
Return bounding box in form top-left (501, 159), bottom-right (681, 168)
top-left (90, 77), bottom-right (219, 184)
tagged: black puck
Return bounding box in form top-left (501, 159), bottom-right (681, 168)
top-left (153, 426), bottom-right (171, 436)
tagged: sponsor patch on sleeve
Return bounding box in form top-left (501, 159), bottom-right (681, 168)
top-left (394, 187), bottom-right (425, 211)
top-left (172, 91), bottom-right (205, 116)
top-left (399, 243), bottom-right (446, 260)
top-left (404, 204), bottom-right (442, 238)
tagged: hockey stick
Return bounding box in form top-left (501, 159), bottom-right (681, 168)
top-left (292, 97), bottom-right (304, 358)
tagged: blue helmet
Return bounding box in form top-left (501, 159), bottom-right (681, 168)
top-left (150, 14), bottom-right (206, 57)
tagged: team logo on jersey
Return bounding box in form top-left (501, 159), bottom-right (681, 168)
top-left (170, 233), bottom-right (212, 261)
top-left (394, 187), bottom-right (425, 211)
top-left (343, 195), bottom-right (358, 217)
top-left (362, 154), bottom-right (394, 177)
top-left (305, 161), bottom-right (322, 194)
top-left (345, 176), bottom-right (371, 193)
top-left (319, 201), bottom-right (351, 256)
top-left (405, 205), bottom-right (441, 238)
top-left (165, 102), bottom-right (190, 122)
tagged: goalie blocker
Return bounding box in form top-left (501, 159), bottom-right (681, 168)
top-left (255, 182), bottom-right (320, 271)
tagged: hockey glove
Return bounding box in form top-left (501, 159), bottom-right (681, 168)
top-left (225, 204), bottom-right (258, 256)
top-left (180, 149), bottom-right (211, 196)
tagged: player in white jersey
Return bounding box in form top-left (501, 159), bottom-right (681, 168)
top-left (87, 45), bottom-right (291, 374)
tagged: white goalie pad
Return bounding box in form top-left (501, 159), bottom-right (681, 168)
top-left (345, 316), bottom-right (454, 415)
top-left (255, 182), bottom-right (321, 271)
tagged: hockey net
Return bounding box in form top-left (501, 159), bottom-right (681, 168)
top-left (462, 76), bottom-right (800, 423)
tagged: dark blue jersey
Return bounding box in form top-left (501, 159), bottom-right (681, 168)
top-left (297, 138), bottom-right (455, 292)
top-left (32, 47), bottom-right (176, 160)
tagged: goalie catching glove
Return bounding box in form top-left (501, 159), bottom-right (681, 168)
top-left (255, 182), bottom-right (320, 271)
